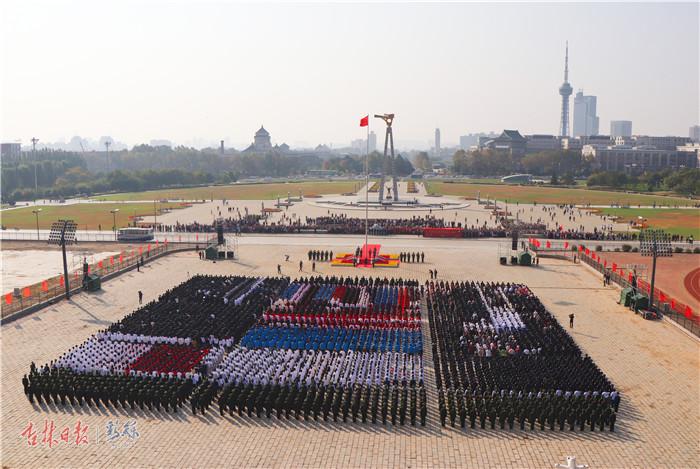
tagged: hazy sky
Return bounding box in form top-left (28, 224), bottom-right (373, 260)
top-left (1, 1), bottom-right (698, 149)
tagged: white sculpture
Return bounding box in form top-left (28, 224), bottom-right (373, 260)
top-left (555, 456), bottom-right (588, 469)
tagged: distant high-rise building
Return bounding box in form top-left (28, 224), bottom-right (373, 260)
top-left (573, 91), bottom-right (599, 137)
top-left (368, 131), bottom-right (377, 153)
top-left (558, 42), bottom-right (573, 137)
top-left (1, 142), bottom-right (21, 159)
top-left (690, 125), bottom-right (700, 142)
top-left (434, 128), bottom-right (441, 156)
top-left (525, 135), bottom-right (560, 154)
top-left (149, 139), bottom-right (173, 147)
top-left (460, 132), bottom-right (498, 150)
top-left (610, 121), bottom-right (632, 138)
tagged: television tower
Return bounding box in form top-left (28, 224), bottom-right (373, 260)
top-left (558, 41), bottom-right (573, 137)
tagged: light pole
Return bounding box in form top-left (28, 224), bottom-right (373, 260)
top-left (105, 140), bottom-right (111, 172)
top-left (31, 137), bottom-right (39, 202)
top-left (639, 229), bottom-right (672, 312)
top-left (110, 208), bottom-right (120, 241)
top-left (32, 208), bottom-right (42, 240)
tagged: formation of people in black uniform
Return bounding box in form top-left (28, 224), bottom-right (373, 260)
top-left (23, 365), bottom-right (195, 413)
top-left (108, 275), bottom-right (289, 341)
top-left (426, 280), bottom-right (620, 431)
top-left (437, 387), bottom-right (618, 432)
top-left (217, 382), bottom-right (427, 426)
top-left (399, 252), bottom-right (424, 263)
top-left (307, 250), bottom-right (333, 262)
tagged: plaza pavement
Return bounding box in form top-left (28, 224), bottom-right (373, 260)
top-left (1, 237), bottom-right (698, 468)
top-left (157, 196), bottom-right (630, 236)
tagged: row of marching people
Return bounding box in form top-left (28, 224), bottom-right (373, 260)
top-left (218, 382), bottom-right (428, 426)
top-left (211, 348), bottom-right (424, 388)
top-left (277, 281), bottom-right (419, 313)
top-left (240, 325), bottom-right (423, 354)
top-left (261, 311), bottom-right (421, 330)
top-left (23, 366), bottom-right (196, 413)
top-left (438, 388), bottom-right (618, 432)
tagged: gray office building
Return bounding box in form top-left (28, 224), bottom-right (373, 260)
top-left (573, 91), bottom-right (599, 137)
top-left (610, 120), bottom-right (633, 138)
top-left (690, 125), bottom-right (700, 142)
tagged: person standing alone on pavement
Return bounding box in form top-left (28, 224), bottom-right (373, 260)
top-left (138, 290), bottom-right (143, 305)
top-left (569, 313), bottom-right (575, 328)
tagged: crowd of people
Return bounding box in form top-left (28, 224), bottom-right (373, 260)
top-left (308, 250), bottom-right (333, 262)
top-left (26, 275), bottom-right (427, 426)
top-left (217, 381), bottom-right (427, 425)
top-left (212, 276), bottom-right (427, 425)
top-left (151, 206), bottom-right (671, 244)
top-left (23, 366), bottom-right (196, 413)
top-left (426, 280), bottom-right (620, 431)
top-left (107, 275), bottom-right (289, 342)
top-left (25, 273), bottom-right (620, 431)
top-left (399, 252), bottom-right (424, 263)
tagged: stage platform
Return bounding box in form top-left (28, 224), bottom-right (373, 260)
top-left (330, 243), bottom-right (400, 268)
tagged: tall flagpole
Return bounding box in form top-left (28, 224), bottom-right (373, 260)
top-left (364, 116), bottom-right (369, 256)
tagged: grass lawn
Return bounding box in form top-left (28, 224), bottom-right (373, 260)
top-left (594, 208), bottom-right (700, 238)
top-left (0, 202), bottom-right (185, 230)
top-left (427, 181), bottom-right (695, 207)
top-left (91, 180), bottom-right (360, 202)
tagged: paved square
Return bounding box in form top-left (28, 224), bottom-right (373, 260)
top-left (2, 238), bottom-right (698, 468)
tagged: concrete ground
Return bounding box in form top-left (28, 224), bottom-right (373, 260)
top-left (1, 236), bottom-right (698, 468)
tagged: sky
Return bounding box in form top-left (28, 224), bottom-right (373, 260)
top-left (1, 1), bottom-right (698, 150)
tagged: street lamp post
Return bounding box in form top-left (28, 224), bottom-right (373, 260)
top-left (31, 137), bottom-right (39, 202)
top-left (639, 229), bottom-right (672, 312)
top-left (110, 209), bottom-right (120, 241)
top-left (32, 208), bottom-right (42, 240)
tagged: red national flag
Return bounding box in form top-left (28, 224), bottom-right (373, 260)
top-left (360, 115), bottom-right (369, 127)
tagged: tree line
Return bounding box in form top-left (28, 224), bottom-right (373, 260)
top-left (587, 169), bottom-right (699, 195)
top-left (322, 151), bottom-right (414, 176)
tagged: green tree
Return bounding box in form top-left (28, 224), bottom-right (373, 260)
top-left (412, 152), bottom-right (431, 171)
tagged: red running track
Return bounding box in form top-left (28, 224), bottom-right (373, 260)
top-left (683, 267), bottom-right (700, 305)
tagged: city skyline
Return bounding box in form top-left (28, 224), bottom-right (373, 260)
top-left (1, 1), bottom-right (698, 149)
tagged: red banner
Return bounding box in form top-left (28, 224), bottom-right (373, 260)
top-left (22, 287), bottom-right (31, 298)
top-left (422, 227), bottom-right (463, 238)
top-left (41, 281), bottom-right (48, 292)
top-left (5, 293), bottom-right (12, 304)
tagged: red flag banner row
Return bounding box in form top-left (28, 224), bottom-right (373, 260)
top-left (581, 250), bottom-right (696, 321)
